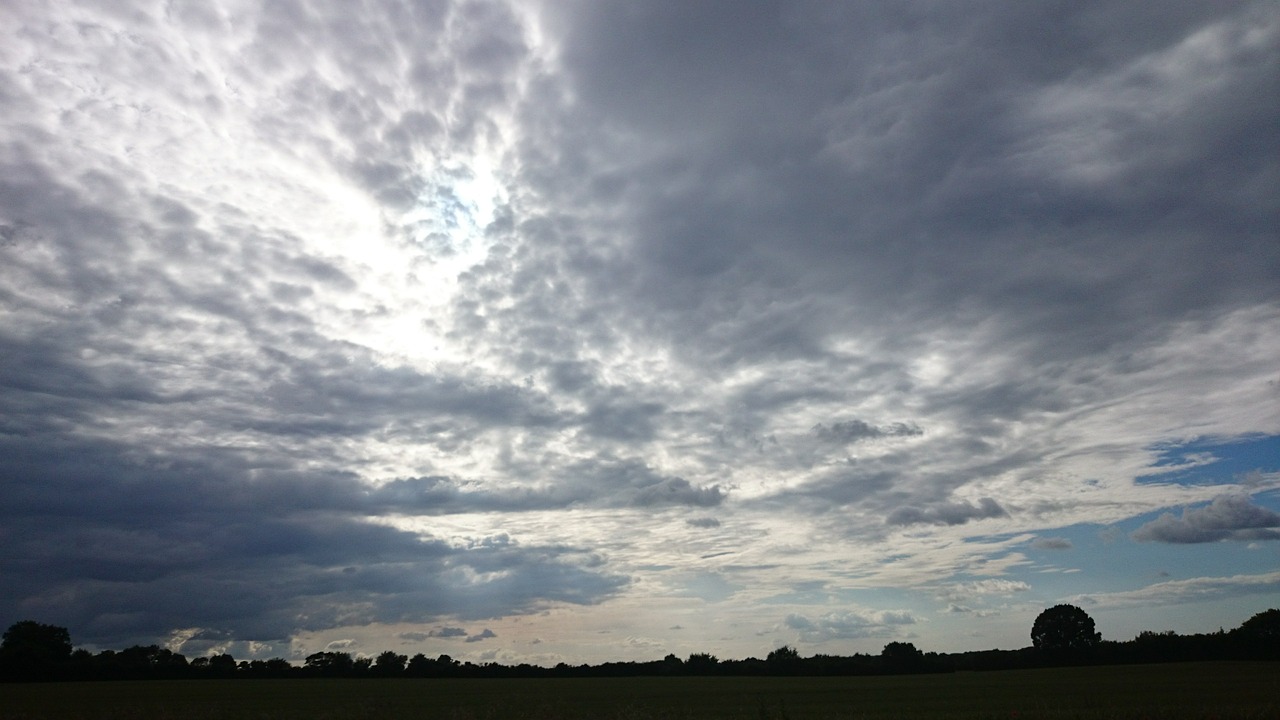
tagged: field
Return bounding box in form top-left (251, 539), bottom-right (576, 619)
top-left (1, 662), bottom-right (1275, 719)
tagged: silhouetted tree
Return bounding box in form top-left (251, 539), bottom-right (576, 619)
top-left (372, 650), bottom-right (407, 677)
top-left (68, 648), bottom-right (95, 679)
top-left (1236, 608), bottom-right (1279, 640)
top-left (11, 606), bottom-right (1276, 683)
top-left (436, 654), bottom-right (460, 676)
top-left (208, 653), bottom-right (237, 677)
top-left (766, 645), bottom-right (801, 674)
top-left (231, 658), bottom-right (292, 678)
top-left (95, 645), bottom-right (189, 679)
top-left (304, 651), bottom-right (355, 677)
top-left (260, 658), bottom-right (294, 677)
top-left (0, 621), bottom-right (73, 681)
top-left (1232, 608), bottom-right (1280, 659)
top-left (1130, 631), bottom-right (1187, 663)
top-left (881, 641), bottom-right (924, 673)
top-left (405, 653), bottom-right (431, 677)
top-left (685, 652), bottom-right (719, 674)
top-left (1031, 604), bottom-right (1101, 654)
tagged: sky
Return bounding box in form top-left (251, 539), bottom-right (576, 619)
top-left (1, 1), bottom-right (1278, 666)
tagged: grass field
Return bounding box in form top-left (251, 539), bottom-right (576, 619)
top-left (1, 662), bottom-right (1275, 719)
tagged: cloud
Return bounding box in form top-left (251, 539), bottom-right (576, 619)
top-left (466, 629), bottom-right (497, 643)
top-left (784, 610), bottom-right (916, 643)
top-left (624, 636), bottom-right (663, 650)
top-left (886, 498), bottom-right (1009, 527)
top-left (0, 430), bottom-right (628, 647)
top-left (672, 572), bottom-right (739, 603)
top-left (944, 580), bottom-right (1031, 599)
top-left (1132, 494), bottom-right (1280, 543)
top-left (934, 579), bottom-right (1030, 613)
top-left (686, 517), bottom-right (722, 529)
top-left (1067, 572), bottom-right (1280, 610)
top-left (943, 604), bottom-right (1001, 618)
top-left (564, 459), bottom-right (726, 508)
top-left (811, 420), bottom-right (923, 444)
top-left (1031, 537), bottom-right (1074, 550)
top-left (632, 476), bottom-right (724, 508)
top-left (533, 1), bottom-right (1278, 380)
top-left (367, 461), bottom-right (724, 514)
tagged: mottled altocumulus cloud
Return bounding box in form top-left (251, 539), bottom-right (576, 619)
top-left (1, 0), bottom-right (1278, 660)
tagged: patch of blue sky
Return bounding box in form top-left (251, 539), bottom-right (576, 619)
top-left (1001, 516), bottom-right (1279, 609)
top-left (756, 581), bottom-right (832, 606)
top-left (828, 586), bottom-right (924, 610)
top-left (1139, 434), bottom-right (1280, 486)
top-left (1243, 486), bottom-right (1280, 512)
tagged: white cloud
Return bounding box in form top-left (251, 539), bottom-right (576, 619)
top-left (943, 580), bottom-right (1032, 600)
top-left (784, 610), bottom-right (916, 643)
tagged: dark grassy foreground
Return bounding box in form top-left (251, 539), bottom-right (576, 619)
top-left (1, 662), bottom-right (1274, 719)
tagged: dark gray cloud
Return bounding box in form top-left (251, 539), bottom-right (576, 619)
top-left (518, 0), bottom-right (1278, 376)
top-left (1132, 494), bottom-right (1280, 543)
top-left (1031, 537), bottom-right (1074, 551)
top-left (811, 420), bottom-right (923, 444)
top-left (0, 430), bottom-right (627, 648)
top-left (565, 458), bottom-right (724, 508)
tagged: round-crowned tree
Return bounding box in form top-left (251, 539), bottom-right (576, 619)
top-left (881, 641), bottom-right (924, 673)
top-left (0, 621), bottom-right (73, 680)
top-left (1235, 608), bottom-right (1279, 640)
top-left (1031, 604), bottom-right (1101, 651)
top-left (1232, 608), bottom-right (1280, 659)
top-left (766, 645), bottom-right (801, 674)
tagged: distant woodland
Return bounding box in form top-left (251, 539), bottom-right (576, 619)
top-left (1, 607), bottom-right (1275, 682)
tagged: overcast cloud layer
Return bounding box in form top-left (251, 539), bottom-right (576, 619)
top-left (2, 0), bottom-right (1278, 663)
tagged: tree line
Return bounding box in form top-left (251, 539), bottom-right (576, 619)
top-left (1, 606), bottom-right (1275, 682)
